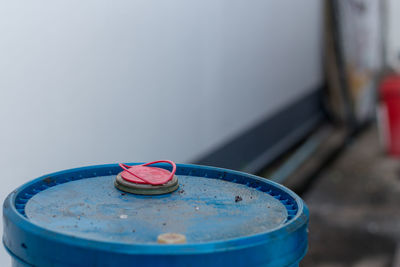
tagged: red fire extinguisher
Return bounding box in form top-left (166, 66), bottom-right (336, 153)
top-left (379, 75), bottom-right (400, 156)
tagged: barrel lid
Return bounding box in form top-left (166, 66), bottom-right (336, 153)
top-left (3, 163), bottom-right (308, 267)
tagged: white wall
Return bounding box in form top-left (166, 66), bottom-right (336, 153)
top-left (387, 0), bottom-right (400, 71)
top-left (0, 0), bottom-right (322, 263)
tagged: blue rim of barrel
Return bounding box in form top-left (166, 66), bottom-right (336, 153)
top-left (3, 163), bottom-right (309, 266)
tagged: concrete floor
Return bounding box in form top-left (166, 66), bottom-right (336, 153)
top-left (300, 126), bottom-right (400, 267)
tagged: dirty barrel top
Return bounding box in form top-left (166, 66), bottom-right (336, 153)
top-left (3, 163), bottom-right (308, 267)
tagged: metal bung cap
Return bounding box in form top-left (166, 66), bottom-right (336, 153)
top-left (3, 163), bottom-right (309, 267)
top-left (115, 160), bottom-right (179, 195)
top-left (157, 233), bottom-right (187, 244)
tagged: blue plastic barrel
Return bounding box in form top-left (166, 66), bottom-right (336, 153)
top-left (3, 163), bottom-right (309, 267)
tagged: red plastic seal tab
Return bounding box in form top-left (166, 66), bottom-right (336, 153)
top-left (119, 160), bottom-right (176, 185)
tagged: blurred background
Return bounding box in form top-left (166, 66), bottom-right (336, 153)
top-left (0, 0), bottom-right (399, 266)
